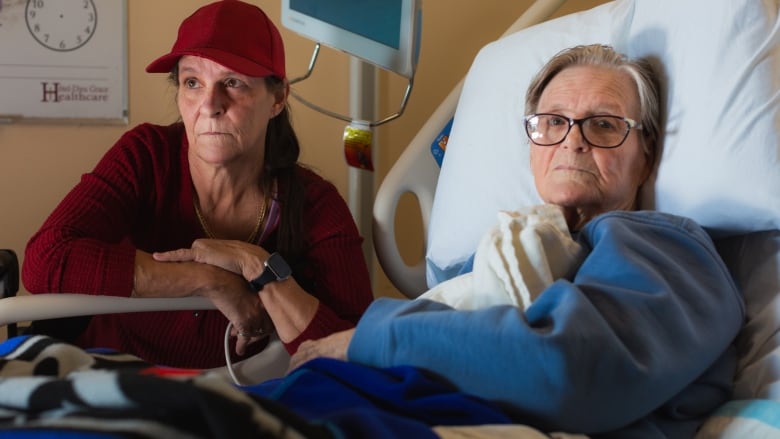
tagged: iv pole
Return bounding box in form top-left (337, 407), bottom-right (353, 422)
top-left (347, 59), bottom-right (377, 283)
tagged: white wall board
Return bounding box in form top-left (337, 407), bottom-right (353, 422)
top-left (0, 0), bottom-right (127, 124)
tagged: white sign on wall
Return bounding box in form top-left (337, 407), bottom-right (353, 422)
top-left (0, 0), bottom-right (127, 124)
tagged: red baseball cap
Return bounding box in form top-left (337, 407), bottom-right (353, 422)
top-left (146, 0), bottom-right (286, 79)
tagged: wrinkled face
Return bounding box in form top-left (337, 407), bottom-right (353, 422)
top-left (529, 65), bottom-right (650, 217)
top-left (176, 56), bottom-right (285, 166)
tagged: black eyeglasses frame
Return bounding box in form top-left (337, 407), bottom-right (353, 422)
top-left (524, 113), bottom-right (643, 149)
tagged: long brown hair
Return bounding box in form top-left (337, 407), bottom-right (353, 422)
top-left (262, 76), bottom-right (306, 264)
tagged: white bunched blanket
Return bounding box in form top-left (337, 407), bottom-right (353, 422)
top-left (420, 204), bottom-right (583, 310)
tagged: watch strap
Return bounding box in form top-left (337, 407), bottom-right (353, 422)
top-left (249, 268), bottom-right (277, 291)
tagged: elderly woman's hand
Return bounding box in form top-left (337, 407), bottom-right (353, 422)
top-left (288, 328), bottom-right (355, 372)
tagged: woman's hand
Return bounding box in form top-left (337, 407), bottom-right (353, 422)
top-left (146, 246), bottom-right (273, 356)
top-left (201, 268), bottom-right (274, 356)
top-left (153, 239), bottom-right (267, 281)
top-left (153, 241), bottom-right (324, 349)
top-left (288, 328), bottom-right (355, 372)
top-left (230, 303), bottom-right (274, 356)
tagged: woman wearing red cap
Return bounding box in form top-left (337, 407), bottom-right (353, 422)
top-left (22, 0), bottom-right (373, 369)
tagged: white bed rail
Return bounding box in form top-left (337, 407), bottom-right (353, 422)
top-left (373, 0), bottom-right (567, 299)
top-left (0, 294), bottom-right (214, 326)
top-left (0, 294), bottom-right (290, 384)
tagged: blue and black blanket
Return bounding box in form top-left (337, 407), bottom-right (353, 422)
top-left (0, 335), bottom-right (510, 439)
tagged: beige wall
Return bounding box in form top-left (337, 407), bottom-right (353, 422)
top-left (0, 0), bottom-right (607, 300)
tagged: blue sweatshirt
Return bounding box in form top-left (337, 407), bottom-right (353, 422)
top-left (349, 211), bottom-right (745, 438)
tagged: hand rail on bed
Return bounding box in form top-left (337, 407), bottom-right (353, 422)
top-left (0, 293), bottom-right (290, 384)
top-left (373, 0), bottom-right (568, 299)
top-left (0, 294), bottom-right (215, 328)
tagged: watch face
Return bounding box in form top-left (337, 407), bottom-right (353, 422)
top-left (267, 253), bottom-right (292, 280)
top-left (26, 0), bottom-right (97, 51)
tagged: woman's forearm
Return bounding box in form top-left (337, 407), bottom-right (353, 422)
top-left (255, 278), bottom-right (320, 343)
top-left (136, 249), bottom-right (267, 328)
top-left (133, 249), bottom-right (235, 298)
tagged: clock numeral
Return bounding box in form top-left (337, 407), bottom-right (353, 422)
top-left (30, 0), bottom-right (43, 8)
top-left (28, 10), bottom-right (36, 19)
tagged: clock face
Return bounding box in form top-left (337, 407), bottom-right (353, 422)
top-left (25, 0), bottom-right (96, 51)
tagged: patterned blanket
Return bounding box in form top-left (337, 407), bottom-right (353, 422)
top-left (0, 335), bottom-right (330, 439)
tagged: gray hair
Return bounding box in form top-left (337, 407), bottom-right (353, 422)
top-left (525, 44), bottom-right (660, 164)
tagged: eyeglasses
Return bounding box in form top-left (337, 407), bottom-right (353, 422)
top-left (524, 113), bottom-right (643, 149)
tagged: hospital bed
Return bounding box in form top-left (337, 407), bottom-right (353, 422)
top-left (1, 0), bottom-right (779, 437)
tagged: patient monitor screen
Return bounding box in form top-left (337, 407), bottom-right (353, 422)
top-left (289, 0), bottom-right (401, 49)
top-left (282, 0), bottom-right (420, 78)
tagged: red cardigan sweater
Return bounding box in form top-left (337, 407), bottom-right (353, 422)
top-left (22, 123), bottom-right (373, 368)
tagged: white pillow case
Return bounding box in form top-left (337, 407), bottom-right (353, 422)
top-left (426, 0), bottom-right (780, 285)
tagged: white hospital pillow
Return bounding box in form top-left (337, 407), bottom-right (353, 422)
top-left (716, 230), bottom-right (780, 400)
top-left (426, 0), bottom-right (780, 286)
top-left (630, 0), bottom-right (780, 236)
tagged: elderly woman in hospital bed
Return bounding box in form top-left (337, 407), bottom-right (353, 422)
top-left (421, 45), bottom-right (660, 309)
top-left (289, 44), bottom-right (744, 437)
top-left (422, 43), bottom-right (659, 311)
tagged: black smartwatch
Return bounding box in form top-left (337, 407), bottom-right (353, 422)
top-left (249, 252), bottom-right (292, 291)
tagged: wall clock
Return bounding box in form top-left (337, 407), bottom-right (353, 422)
top-left (25, 0), bottom-right (97, 52)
